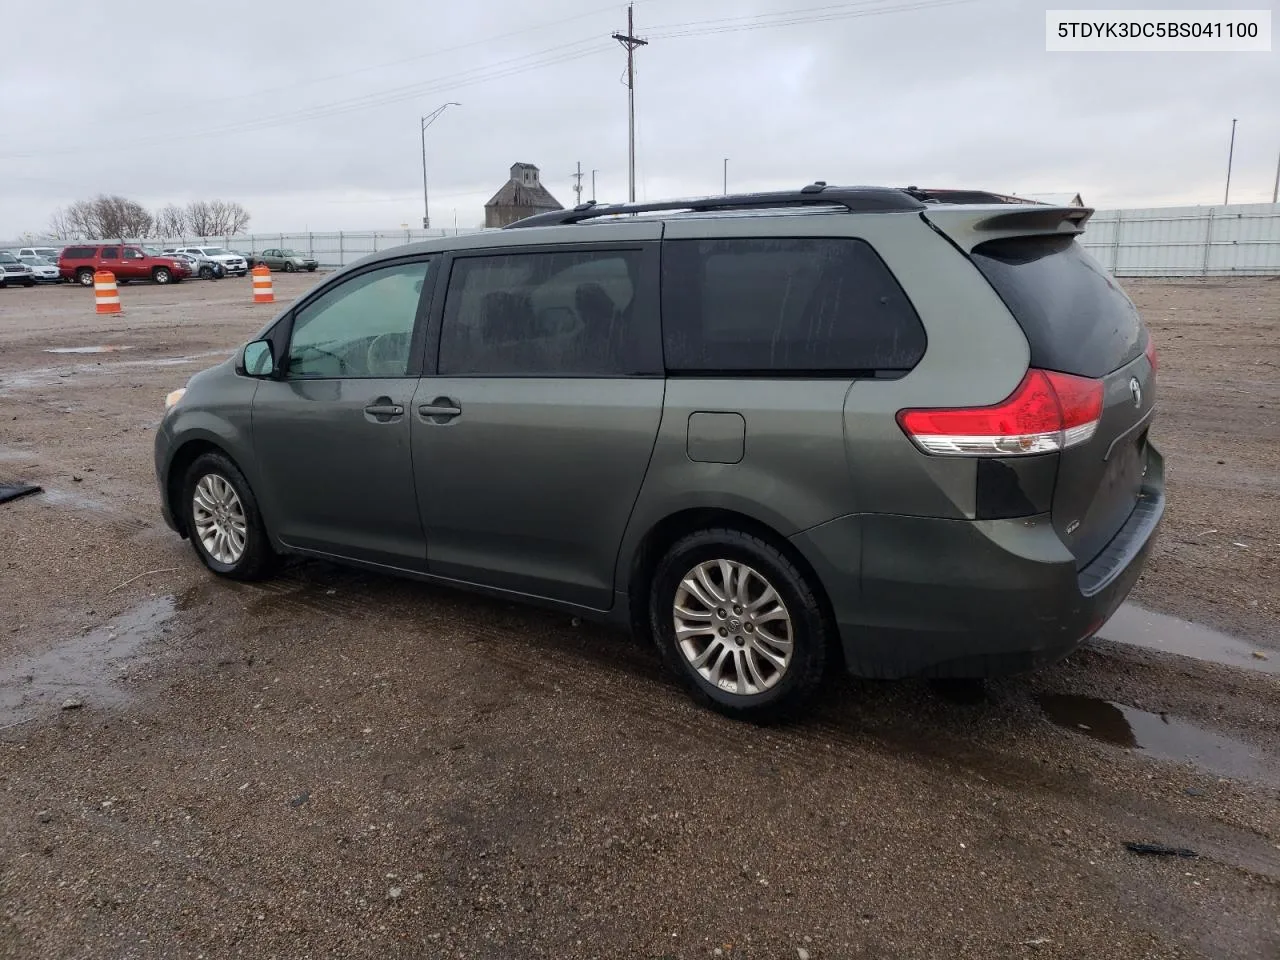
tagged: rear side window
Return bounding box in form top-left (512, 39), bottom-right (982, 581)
top-left (661, 238), bottom-right (926, 375)
top-left (62, 247), bottom-right (94, 259)
top-left (100, 247), bottom-right (120, 258)
top-left (438, 248), bottom-right (660, 377)
top-left (970, 236), bottom-right (1143, 379)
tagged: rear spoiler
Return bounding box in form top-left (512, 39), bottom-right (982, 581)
top-left (921, 204), bottom-right (1095, 252)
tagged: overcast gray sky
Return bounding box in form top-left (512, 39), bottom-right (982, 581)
top-left (1, 0), bottom-right (1276, 238)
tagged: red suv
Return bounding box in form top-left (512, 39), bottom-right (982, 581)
top-left (58, 244), bottom-right (192, 286)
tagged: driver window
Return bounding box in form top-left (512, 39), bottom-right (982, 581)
top-left (286, 260), bottom-right (430, 379)
top-left (124, 248), bottom-right (143, 260)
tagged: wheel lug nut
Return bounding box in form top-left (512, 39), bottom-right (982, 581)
top-left (734, 606), bottom-right (742, 614)
top-left (717, 608), bottom-right (726, 618)
top-left (718, 627), bottom-right (728, 637)
top-left (744, 623), bottom-right (754, 632)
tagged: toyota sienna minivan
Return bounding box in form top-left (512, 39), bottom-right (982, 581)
top-left (155, 184), bottom-right (1163, 720)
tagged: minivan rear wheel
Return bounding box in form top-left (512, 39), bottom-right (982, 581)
top-left (181, 451), bottom-right (275, 581)
top-left (649, 528), bottom-right (828, 722)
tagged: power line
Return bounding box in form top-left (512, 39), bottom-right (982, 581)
top-left (129, 0), bottom-right (667, 120)
top-left (0, 40), bottom-right (614, 161)
top-left (1, 0), bottom-right (982, 162)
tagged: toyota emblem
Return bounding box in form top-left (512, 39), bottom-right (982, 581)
top-left (1128, 377), bottom-right (1142, 408)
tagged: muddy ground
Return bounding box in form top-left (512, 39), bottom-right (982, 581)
top-left (0, 275), bottom-right (1276, 960)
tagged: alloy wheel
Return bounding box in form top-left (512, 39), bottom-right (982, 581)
top-left (192, 474), bottom-right (247, 565)
top-left (673, 559), bottom-right (794, 695)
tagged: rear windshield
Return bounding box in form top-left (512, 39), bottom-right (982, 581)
top-left (970, 236), bottom-right (1143, 379)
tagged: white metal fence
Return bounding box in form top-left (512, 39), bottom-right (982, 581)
top-left (1078, 203), bottom-right (1280, 276)
top-left (9, 202), bottom-right (1280, 275)
top-left (161, 228), bottom-right (490, 268)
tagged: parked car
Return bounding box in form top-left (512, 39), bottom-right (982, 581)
top-left (19, 255), bottom-right (61, 282)
top-left (0, 251), bottom-right (36, 287)
top-left (256, 248), bottom-right (318, 272)
top-left (164, 251), bottom-right (224, 280)
top-left (14, 246), bottom-right (62, 261)
top-left (230, 249), bottom-right (257, 268)
top-left (167, 246), bottom-right (248, 276)
top-left (154, 183), bottom-right (1163, 722)
top-left (58, 244), bottom-right (192, 286)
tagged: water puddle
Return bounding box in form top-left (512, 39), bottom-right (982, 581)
top-left (0, 596), bottom-right (176, 727)
top-left (43, 346), bottom-right (133, 355)
top-left (1100, 603), bottom-right (1278, 675)
top-left (0, 349), bottom-right (230, 396)
top-left (38, 487), bottom-right (110, 512)
top-left (1039, 694), bottom-right (1278, 787)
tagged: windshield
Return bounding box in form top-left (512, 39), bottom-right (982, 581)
top-left (21, 256), bottom-right (50, 266)
top-left (281, 249), bottom-right (301, 257)
top-left (0, 253), bottom-right (18, 264)
top-left (202, 247), bottom-right (228, 256)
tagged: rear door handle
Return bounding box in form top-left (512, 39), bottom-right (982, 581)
top-left (418, 397), bottom-right (462, 422)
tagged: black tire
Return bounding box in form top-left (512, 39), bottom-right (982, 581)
top-left (152, 267), bottom-right (172, 285)
top-left (77, 268), bottom-right (95, 287)
top-left (306, 265), bottom-right (316, 272)
top-left (181, 451), bottom-right (275, 581)
top-left (283, 261), bottom-right (296, 273)
top-left (199, 265), bottom-right (214, 280)
top-left (648, 528), bottom-right (830, 723)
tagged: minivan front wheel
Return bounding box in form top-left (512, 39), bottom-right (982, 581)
top-left (181, 452), bottom-right (274, 580)
top-left (649, 529), bottom-right (828, 722)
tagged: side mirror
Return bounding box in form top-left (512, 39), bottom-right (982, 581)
top-left (242, 339), bottom-right (275, 378)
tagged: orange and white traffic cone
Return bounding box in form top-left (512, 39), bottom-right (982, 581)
top-left (94, 270), bottom-right (121, 314)
top-left (251, 265), bottom-right (274, 304)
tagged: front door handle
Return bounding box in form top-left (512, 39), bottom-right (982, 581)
top-left (364, 398), bottom-right (404, 422)
top-left (418, 397), bottom-right (462, 422)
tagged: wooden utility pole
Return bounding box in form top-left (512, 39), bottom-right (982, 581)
top-left (613, 4), bottom-right (647, 203)
top-left (573, 161), bottom-right (584, 206)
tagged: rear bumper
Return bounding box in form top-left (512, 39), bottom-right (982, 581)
top-left (791, 446), bottom-right (1165, 679)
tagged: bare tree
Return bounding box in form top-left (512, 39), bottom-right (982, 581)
top-left (44, 196), bottom-right (251, 240)
top-left (47, 207), bottom-right (82, 240)
top-left (94, 195), bottom-right (154, 239)
top-left (185, 201), bottom-right (215, 237)
top-left (206, 200), bottom-right (251, 235)
top-left (153, 204), bottom-right (187, 238)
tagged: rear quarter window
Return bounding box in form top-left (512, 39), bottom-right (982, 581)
top-left (62, 247), bottom-right (95, 259)
top-left (661, 237), bottom-right (925, 375)
top-left (970, 236), bottom-right (1144, 379)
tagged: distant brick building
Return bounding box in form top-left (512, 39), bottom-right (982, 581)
top-left (484, 163), bottom-right (563, 228)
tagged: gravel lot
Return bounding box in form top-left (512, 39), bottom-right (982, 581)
top-left (1, 274), bottom-right (1277, 959)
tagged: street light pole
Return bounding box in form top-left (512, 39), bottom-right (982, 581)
top-left (1224, 117), bottom-right (1237, 206)
top-left (420, 102), bottom-right (460, 230)
top-left (591, 169), bottom-right (598, 202)
top-left (723, 158), bottom-right (728, 195)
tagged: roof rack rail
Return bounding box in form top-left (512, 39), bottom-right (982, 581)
top-left (503, 183), bottom-right (926, 229)
top-left (900, 186), bottom-right (1039, 206)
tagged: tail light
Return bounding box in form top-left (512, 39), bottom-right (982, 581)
top-left (1144, 331), bottom-right (1158, 373)
top-left (897, 369), bottom-right (1104, 457)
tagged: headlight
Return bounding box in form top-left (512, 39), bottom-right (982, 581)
top-left (164, 388), bottom-right (187, 410)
